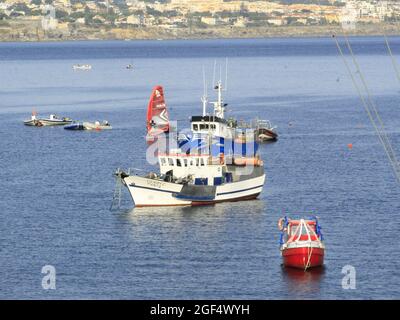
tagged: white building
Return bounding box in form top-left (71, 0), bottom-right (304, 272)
top-left (201, 16), bottom-right (216, 25)
top-left (126, 15), bottom-right (141, 25)
top-left (267, 18), bottom-right (286, 26)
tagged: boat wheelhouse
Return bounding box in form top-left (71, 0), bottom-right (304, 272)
top-left (190, 115), bottom-right (234, 139)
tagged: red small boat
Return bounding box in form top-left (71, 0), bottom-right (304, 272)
top-left (146, 85), bottom-right (170, 142)
top-left (278, 217), bottom-right (325, 270)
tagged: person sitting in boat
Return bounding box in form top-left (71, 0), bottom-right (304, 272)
top-left (150, 119), bottom-right (156, 127)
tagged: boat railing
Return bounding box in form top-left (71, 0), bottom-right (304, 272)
top-left (253, 119), bottom-right (273, 129)
top-left (236, 119), bottom-right (275, 130)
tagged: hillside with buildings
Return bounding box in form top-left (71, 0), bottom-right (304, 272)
top-left (0, 0), bottom-right (399, 41)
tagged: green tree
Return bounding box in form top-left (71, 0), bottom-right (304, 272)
top-left (56, 10), bottom-right (69, 20)
top-left (11, 3), bottom-right (31, 15)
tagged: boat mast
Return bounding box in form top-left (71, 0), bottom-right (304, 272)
top-left (202, 66), bottom-right (208, 116)
top-left (212, 59), bottom-right (228, 119)
top-left (213, 80), bottom-right (225, 119)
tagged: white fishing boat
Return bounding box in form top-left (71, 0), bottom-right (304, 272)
top-left (114, 80), bottom-right (266, 207)
top-left (118, 155), bottom-right (265, 207)
top-left (72, 64), bottom-right (92, 71)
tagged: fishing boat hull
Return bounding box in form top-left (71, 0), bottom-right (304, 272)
top-left (83, 122), bottom-right (112, 130)
top-left (281, 247), bottom-right (324, 269)
top-left (24, 119), bottom-right (43, 127)
top-left (124, 173), bottom-right (265, 207)
top-left (39, 119), bottom-right (73, 126)
top-left (255, 128), bottom-right (278, 142)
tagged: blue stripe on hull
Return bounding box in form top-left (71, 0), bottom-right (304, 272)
top-left (128, 183), bottom-right (176, 194)
top-left (129, 182), bottom-right (264, 196)
top-left (216, 184), bottom-right (264, 196)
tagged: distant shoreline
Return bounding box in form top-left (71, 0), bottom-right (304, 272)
top-left (1, 23), bottom-right (399, 43)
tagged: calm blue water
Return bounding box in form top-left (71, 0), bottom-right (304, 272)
top-left (0, 38), bottom-right (399, 299)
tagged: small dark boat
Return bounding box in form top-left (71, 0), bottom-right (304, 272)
top-left (254, 119), bottom-right (278, 142)
top-left (64, 123), bottom-right (85, 130)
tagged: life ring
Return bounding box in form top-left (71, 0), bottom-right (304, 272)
top-left (278, 218), bottom-right (285, 231)
top-left (219, 153), bottom-right (224, 165)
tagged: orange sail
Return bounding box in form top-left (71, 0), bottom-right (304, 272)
top-left (146, 85), bottom-right (170, 136)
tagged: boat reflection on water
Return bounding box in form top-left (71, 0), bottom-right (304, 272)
top-left (119, 199), bottom-right (266, 240)
top-left (281, 264), bottom-right (326, 296)
top-left (125, 198), bottom-right (266, 220)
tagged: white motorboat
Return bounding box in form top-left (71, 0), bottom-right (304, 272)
top-left (40, 114), bottom-right (73, 126)
top-left (83, 121), bottom-right (112, 130)
top-left (73, 64), bottom-right (92, 71)
top-left (24, 113), bottom-right (73, 126)
top-left (24, 112), bottom-right (43, 126)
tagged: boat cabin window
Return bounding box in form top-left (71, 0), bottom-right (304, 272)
top-left (200, 158), bottom-right (205, 166)
top-left (168, 158), bottom-right (174, 166)
top-left (190, 160), bottom-right (193, 166)
top-left (176, 159), bottom-right (182, 167)
top-left (199, 124), bottom-right (209, 130)
top-left (160, 158), bottom-right (166, 166)
top-left (211, 124), bottom-right (216, 130)
top-left (193, 124), bottom-right (198, 131)
top-left (184, 159), bottom-right (188, 167)
top-left (196, 158), bottom-right (200, 166)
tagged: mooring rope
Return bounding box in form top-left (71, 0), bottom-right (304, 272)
top-left (314, 0), bottom-right (400, 183)
top-left (333, 35), bottom-right (400, 183)
top-left (343, 35), bottom-right (400, 179)
top-left (383, 33), bottom-right (400, 85)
